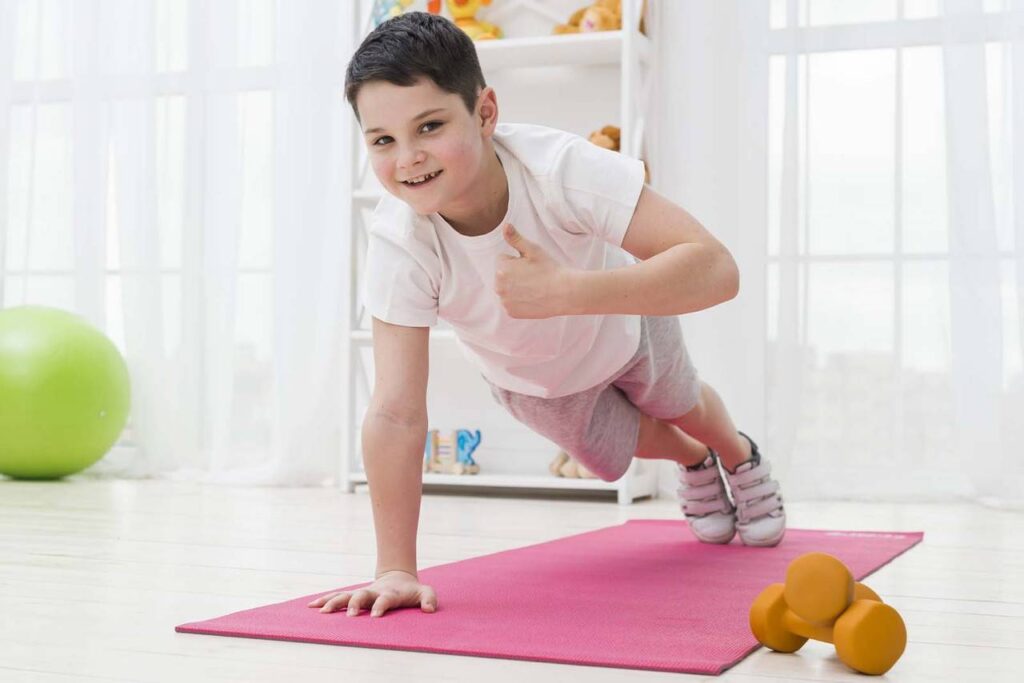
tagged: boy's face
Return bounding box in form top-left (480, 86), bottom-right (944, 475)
top-left (356, 78), bottom-right (494, 215)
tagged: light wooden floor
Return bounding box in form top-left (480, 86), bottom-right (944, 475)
top-left (1, 480), bottom-right (1022, 682)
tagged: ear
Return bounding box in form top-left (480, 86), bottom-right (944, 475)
top-left (477, 86), bottom-right (499, 136)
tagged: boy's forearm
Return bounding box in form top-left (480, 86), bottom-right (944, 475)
top-left (361, 412), bottom-right (427, 578)
top-left (564, 244), bottom-right (739, 316)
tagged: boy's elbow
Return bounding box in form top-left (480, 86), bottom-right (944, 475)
top-left (714, 249), bottom-right (740, 304)
top-left (725, 258), bottom-right (740, 301)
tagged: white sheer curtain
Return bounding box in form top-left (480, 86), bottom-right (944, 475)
top-left (0, 0), bottom-right (354, 484)
top-left (654, 0), bottom-right (1023, 505)
top-left (5, 0), bottom-right (1022, 504)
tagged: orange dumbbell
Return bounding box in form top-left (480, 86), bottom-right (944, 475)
top-left (749, 552), bottom-right (907, 675)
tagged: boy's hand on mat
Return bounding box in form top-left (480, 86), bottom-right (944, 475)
top-left (307, 570), bottom-right (437, 618)
top-left (496, 224), bottom-right (574, 319)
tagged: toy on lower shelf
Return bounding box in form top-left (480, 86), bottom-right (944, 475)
top-left (749, 552), bottom-right (907, 675)
top-left (424, 429), bottom-right (482, 475)
top-left (548, 450), bottom-right (598, 479)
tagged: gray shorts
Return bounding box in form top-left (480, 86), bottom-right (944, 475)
top-left (486, 315), bottom-right (701, 482)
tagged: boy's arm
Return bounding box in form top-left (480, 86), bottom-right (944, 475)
top-left (362, 317), bottom-right (430, 578)
top-left (497, 186), bottom-right (739, 318)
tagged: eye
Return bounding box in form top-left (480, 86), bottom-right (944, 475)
top-left (372, 135), bottom-right (393, 147)
top-left (420, 121), bottom-right (443, 134)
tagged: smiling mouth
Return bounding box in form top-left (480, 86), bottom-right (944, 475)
top-left (401, 170), bottom-right (443, 187)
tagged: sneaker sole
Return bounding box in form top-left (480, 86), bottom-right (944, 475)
top-left (690, 527), bottom-right (737, 545)
top-left (738, 528), bottom-right (786, 547)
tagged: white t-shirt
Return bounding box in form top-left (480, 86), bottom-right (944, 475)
top-left (363, 122), bottom-right (645, 398)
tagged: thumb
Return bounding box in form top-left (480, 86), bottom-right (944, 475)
top-left (420, 585), bottom-right (438, 613)
top-left (503, 224), bottom-right (532, 256)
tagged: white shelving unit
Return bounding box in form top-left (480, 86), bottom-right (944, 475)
top-left (341, 0), bottom-right (658, 504)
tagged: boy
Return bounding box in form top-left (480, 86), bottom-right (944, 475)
top-left (310, 12), bottom-right (785, 619)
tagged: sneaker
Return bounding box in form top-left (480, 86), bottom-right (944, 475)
top-left (676, 450), bottom-right (737, 544)
top-left (723, 432), bottom-right (786, 547)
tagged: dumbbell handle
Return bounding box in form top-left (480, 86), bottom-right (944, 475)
top-left (783, 582), bottom-right (883, 644)
top-left (782, 609), bottom-right (837, 643)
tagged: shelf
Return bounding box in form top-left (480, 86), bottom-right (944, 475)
top-left (474, 31), bottom-right (651, 71)
top-left (348, 471), bottom-right (619, 491)
top-left (342, 5), bottom-right (656, 504)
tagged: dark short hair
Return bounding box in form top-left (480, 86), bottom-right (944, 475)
top-left (345, 12), bottom-right (486, 120)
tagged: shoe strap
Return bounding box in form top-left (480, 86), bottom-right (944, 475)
top-left (726, 453), bottom-right (784, 522)
top-left (733, 478), bottom-right (780, 505)
top-left (728, 458), bottom-right (772, 487)
top-left (676, 455), bottom-right (733, 517)
top-left (679, 491), bottom-right (732, 517)
top-left (678, 479), bottom-right (726, 502)
top-left (736, 492), bottom-right (784, 523)
top-left (677, 461), bottom-right (720, 487)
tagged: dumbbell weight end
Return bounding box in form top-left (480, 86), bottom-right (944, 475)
top-left (833, 599), bottom-right (907, 675)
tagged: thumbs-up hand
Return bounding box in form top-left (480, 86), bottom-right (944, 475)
top-left (494, 224), bottom-right (574, 319)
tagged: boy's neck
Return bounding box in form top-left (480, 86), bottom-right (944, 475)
top-left (438, 145), bottom-right (508, 238)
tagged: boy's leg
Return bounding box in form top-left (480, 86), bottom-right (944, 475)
top-left (633, 413), bottom-right (708, 466)
top-left (614, 314), bottom-right (783, 546)
top-left (632, 381), bottom-right (752, 472)
top-left (664, 381), bottom-right (752, 472)
top-left (662, 380), bottom-right (786, 547)
top-left (633, 406), bottom-right (738, 545)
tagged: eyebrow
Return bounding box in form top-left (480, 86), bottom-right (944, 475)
top-left (363, 108), bottom-right (448, 135)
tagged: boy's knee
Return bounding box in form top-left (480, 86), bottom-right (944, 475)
top-left (669, 389), bottom-right (706, 428)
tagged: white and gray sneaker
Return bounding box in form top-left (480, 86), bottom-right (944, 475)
top-left (676, 450), bottom-right (737, 544)
top-left (723, 432), bottom-right (786, 547)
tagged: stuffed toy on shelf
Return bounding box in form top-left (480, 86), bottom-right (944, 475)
top-left (588, 124), bottom-right (650, 183)
top-left (549, 450), bottom-right (598, 479)
top-left (553, 0), bottom-right (621, 34)
top-left (553, 0), bottom-right (650, 36)
top-left (429, 0), bottom-right (502, 41)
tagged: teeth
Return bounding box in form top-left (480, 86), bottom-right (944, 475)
top-left (404, 170), bottom-right (440, 185)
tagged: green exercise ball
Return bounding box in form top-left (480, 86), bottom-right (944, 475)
top-left (0, 306), bottom-right (131, 479)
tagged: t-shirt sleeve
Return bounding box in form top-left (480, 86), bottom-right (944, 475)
top-left (362, 222), bottom-right (439, 328)
top-left (550, 136), bottom-right (647, 247)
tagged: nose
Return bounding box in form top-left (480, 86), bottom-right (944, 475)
top-left (397, 143), bottom-right (426, 171)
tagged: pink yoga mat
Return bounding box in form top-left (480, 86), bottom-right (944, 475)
top-left (176, 521), bottom-right (922, 674)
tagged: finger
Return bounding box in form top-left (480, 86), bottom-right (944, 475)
top-left (319, 591), bottom-right (353, 613)
top-left (370, 592), bottom-right (396, 618)
top-left (346, 590), bottom-right (374, 616)
top-left (420, 585), bottom-right (438, 613)
top-left (307, 592), bottom-right (339, 608)
top-left (502, 224), bottom-right (528, 255)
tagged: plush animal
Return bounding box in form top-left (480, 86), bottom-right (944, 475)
top-left (549, 450), bottom-right (598, 479)
top-left (588, 124), bottom-right (650, 183)
top-left (431, 0), bottom-right (502, 41)
top-left (553, 0), bottom-right (621, 34)
top-left (588, 124), bottom-right (621, 150)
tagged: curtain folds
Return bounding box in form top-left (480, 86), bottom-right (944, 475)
top-left (3, 1), bottom-right (1022, 504)
top-left (655, 0), bottom-right (1023, 505)
top-left (1, 0), bottom-right (353, 484)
